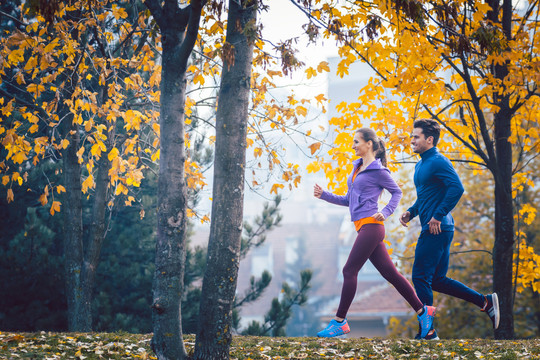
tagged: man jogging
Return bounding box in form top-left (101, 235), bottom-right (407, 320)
top-left (400, 118), bottom-right (500, 339)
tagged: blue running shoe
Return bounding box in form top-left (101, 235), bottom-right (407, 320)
top-left (317, 319), bottom-right (350, 338)
top-left (481, 293), bottom-right (500, 329)
top-left (417, 305), bottom-right (436, 339)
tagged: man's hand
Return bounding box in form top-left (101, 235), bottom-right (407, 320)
top-left (428, 217), bottom-right (442, 234)
top-left (400, 211), bottom-right (411, 227)
top-left (313, 184), bottom-right (323, 198)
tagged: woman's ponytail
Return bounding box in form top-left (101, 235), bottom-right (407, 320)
top-left (375, 138), bottom-right (387, 167)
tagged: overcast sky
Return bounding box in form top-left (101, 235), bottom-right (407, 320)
top-left (260, 0), bottom-right (339, 69)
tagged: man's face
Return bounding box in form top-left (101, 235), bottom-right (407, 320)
top-left (411, 128), bottom-right (433, 154)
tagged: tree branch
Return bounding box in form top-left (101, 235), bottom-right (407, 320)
top-left (0, 86), bottom-right (49, 119)
top-left (0, 10), bottom-right (28, 27)
top-left (178, 0), bottom-right (205, 69)
top-left (288, 0), bottom-right (388, 81)
top-left (144, 0), bottom-right (164, 28)
top-left (457, 52), bottom-right (497, 167)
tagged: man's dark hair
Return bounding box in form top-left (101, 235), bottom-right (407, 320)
top-left (413, 118), bottom-right (441, 146)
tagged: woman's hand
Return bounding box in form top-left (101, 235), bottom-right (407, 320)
top-left (372, 212), bottom-right (385, 221)
top-left (313, 184), bottom-right (323, 198)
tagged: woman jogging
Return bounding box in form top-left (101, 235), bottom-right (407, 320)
top-left (314, 128), bottom-right (436, 339)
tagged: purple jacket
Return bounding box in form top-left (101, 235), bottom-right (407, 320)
top-left (320, 158), bottom-right (402, 221)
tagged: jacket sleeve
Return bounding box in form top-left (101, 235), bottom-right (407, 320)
top-left (320, 188), bottom-right (349, 207)
top-left (379, 169), bottom-right (402, 219)
top-left (432, 157), bottom-right (464, 221)
top-left (407, 199), bottom-right (419, 219)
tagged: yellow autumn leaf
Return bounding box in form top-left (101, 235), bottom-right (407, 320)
top-left (111, 4), bottom-right (128, 19)
top-left (308, 142), bottom-right (321, 155)
top-left (7, 189), bottom-right (14, 203)
top-left (16, 71), bottom-right (26, 85)
top-left (336, 60), bottom-right (349, 78)
top-left (91, 143), bottom-right (101, 157)
top-left (43, 38), bottom-right (59, 53)
top-left (26, 83), bottom-right (45, 97)
top-left (108, 147), bottom-right (119, 161)
top-left (314, 93), bottom-right (326, 104)
top-left (193, 73), bottom-right (205, 85)
top-left (84, 119), bottom-right (93, 132)
top-left (50, 201), bottom-right (61, 216)
top-left (76, 146), bottom-right (85, 163)
top-left (270, 183), bottom-right (284, 195)
top-left (56, 185), bottom-right (66, 194)
top-left (305, 67), bottom-right (317, 79)
top-left (12, 150), bottom-right (29, 164)
top-left (317, 61), bottom-right (330, 73)
top-left (115, 183), bottom-right (127, 196)
top-left (39, 193), bottom-right (48, 206)
top-left (151, 149), bottom-right (160, 162)
top-left (306, 161), bottom-right (321, 173)
top-left (296, 105), bottom-right (308, 117)
top-left (82, 175), bottom-right (95, 194)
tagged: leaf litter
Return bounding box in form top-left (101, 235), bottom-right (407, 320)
top-left (1, 332), bottom-right (539, 359)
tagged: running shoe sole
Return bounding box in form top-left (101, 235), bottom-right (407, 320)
top-left (491, 292), bottom-right (500, 330)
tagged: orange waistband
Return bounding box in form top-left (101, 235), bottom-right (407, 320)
top-left (354, 217), bottom-right (384, 232)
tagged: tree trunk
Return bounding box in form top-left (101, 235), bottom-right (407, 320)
top-left (491, 0), bottom-right (515, 340)
top-left (533, 290), bottom-right (540, 337)
top-left (493, 109), bottom-right (515, 339)
top-left (80, 155), bottom-right (112, 329)
top-left (60, 102), bottom-right (87, 331)
top-left (152, 69), bottom-right (189, 360)
top-left (194, 1), bottom-right (257, 359)
top-left (58, 22), bottom-right (88, 329)
top-left (144, 1), bottom-right (203, 359)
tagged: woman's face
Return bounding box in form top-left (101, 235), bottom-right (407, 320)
top-left (352, 132), bottom-right (372, 157)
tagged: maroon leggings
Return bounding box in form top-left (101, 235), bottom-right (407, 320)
top-left (336, 224), bottom-right (424, 319)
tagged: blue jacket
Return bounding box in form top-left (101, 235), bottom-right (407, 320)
top-left (320, 158), bottom-right (402, 221)
top-left (407, 147), bottom-right (464, 232)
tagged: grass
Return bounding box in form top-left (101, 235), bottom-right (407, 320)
top-left (1, 331), bottom-right (539, 359)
